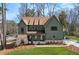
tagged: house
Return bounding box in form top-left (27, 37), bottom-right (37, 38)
top-left (18, 15), bottom-right (64, 44)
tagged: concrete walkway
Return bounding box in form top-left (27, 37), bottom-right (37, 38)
top-left (35, 45), bottom-right (67, 47)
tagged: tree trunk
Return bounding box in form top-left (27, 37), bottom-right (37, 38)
top-left (2, 3), bottom-right (6, 49)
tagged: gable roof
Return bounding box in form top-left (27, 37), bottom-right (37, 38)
top-left (22, 17), bottom-right (49, 25)
top-left (21, 15), bottom-right (60, 26)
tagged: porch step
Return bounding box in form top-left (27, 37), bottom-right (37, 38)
top-left (15, 34), bottom-right (28, 46)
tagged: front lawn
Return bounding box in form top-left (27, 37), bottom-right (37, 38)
top-left (8, 47), bottom-right (79, 55)
top-left (65, 36), bottom-right (79, 41)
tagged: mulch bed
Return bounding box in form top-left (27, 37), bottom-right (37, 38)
top-left (65, 45), bottom-right (79, 53)
top-left (0, 45), bottom-right (35, 55)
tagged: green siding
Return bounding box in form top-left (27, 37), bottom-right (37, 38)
top-left (18, 20), bottom-right (28, 34)
top-left (45, 18), bottom-right (64, 40)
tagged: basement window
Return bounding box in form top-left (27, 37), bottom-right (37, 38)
top-left (51, 26), bottom-right (57, 31)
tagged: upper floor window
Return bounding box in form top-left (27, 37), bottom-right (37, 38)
top-left (28, 25), bottom-right (45, 31)
top-left (51, 26), bottom-right (57, 31)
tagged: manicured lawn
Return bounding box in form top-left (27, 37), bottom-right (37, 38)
top-left (65, 36), bottom-right (79, 41)
top-left (8, 47), bottom-right (79, 55)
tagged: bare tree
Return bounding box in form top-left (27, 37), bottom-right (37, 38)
top-left (74, 4), bottom-right (79, 23)
top-left (0, 6), bottom-right (3, 49)
top-left (68, 8), bottom-right (78, 35)
top-left (6, 20), bottom-right (17, 35)
top-left (19, 3), bottom-right (58, 17)
top-left (47, 3), bottom-right (57, 16)
top-left (40, 3), bottom-right (46, 16)
top-left (35, 3), bottom-right (43, 17)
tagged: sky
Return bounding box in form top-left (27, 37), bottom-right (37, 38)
top-left (6, 3), bottom-right (74, 23)
top-left (6, 3), bottom-right (20, 23)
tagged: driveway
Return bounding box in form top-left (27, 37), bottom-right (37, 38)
top-left (0, 36), bottom-right (16, 49)
top-left (63, 39), bottom-right (79, 47)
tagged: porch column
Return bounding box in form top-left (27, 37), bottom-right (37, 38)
top-left (41, 35), bottom-right (43, 40)
top-left (29, 35), bottom-right (31, 39)
top-left (35, 35), bottom-right (37, 39)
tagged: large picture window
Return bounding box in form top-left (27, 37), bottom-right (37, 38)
top-left (51, 26), bottom-right (57, 31)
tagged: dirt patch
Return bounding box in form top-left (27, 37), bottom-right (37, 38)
top-left (65, 45), bottom-right (79, 53)
top-left (0, 45), bottom-right (35, 55)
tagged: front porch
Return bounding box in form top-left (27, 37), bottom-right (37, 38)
top-left (27, 32), bottom-right (45, 44)
top-left (26, 31), bottom-right (64, 44)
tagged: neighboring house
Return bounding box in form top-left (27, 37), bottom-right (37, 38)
top-left (18, 15), bottom-right (64, 44)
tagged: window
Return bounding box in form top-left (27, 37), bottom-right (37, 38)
top-left (37, 35), bottom-right (40, 40)
top-left (21, 28), bottom-right (24, 33)
top-left (28, 25), bottom-right (36, 31)
top-left (42, 35), bottom-right (45, 41)
top-left (53, 35), bottom-right (55, 38)
top-left (28, 25), bottom-right (45, 33)
top-left (51, 26), bottom-right (57, 31)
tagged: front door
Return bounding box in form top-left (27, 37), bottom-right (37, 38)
top-left (31, 35), bottom-right (35, 44)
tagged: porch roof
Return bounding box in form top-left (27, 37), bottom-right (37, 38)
top-left (26, 31), bottom-right (45, 35)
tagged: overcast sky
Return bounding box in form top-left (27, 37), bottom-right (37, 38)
top-left (6, 3), bottom-right (74, 23)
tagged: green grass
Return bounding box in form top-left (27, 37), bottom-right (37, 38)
top-left (65, 36), bottom-right (79, 41)
top-left (8, 47), bottom-right (79, 55)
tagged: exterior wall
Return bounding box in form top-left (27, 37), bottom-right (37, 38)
top-left (18, 20), bottom-right (28, 34)
top-left (45, 18), bottom-right (64, 40)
